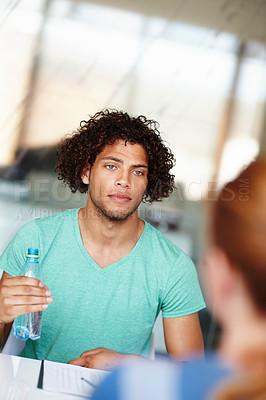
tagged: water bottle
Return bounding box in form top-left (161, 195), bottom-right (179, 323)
top-left (13, 248), bottom-right (43, 341)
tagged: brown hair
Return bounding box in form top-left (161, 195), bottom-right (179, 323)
top-left (55, 109), bottom-right (175, 203)
top-left (212, 158), bottom-right (266, 313)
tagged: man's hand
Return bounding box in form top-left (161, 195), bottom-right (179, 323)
top-left (0, 272), bottom-right (53, 325)
top-left (68, 348), bottom-right (140, 370)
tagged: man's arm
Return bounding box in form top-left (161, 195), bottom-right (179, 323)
top-left (163, 312), bottom-right (204, 359)
top-left (68, 313), bottom-right (204, 370)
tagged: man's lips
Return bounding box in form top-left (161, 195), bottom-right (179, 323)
top-left (108, 193), bottom-right (132, 203)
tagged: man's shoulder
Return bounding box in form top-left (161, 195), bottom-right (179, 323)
top-left (144, 221), bottom-right (178, 249)
top-left (143, 221), bottom-right (191, 264)
top-left (34, 208), bottom-right (77, 226)
top-left (18, 208), bottom-right (77, 236)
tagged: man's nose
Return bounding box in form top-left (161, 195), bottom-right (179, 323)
top-left (115, 170), bottom-right (131, 188)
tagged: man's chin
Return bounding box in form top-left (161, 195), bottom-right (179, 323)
top-left (103, 210), bottom-right (133, 222)
top-left (89, 193), bottom-right (140, 222)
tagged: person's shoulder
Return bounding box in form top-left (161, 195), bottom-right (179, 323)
top-left (179, 352), bottom-right (234, 400)
top-left (144, 221), bottom-right (192, 264)
top-left (91, 359), bottom-right (180, 400)
top-left (182, 352), bottom-right (232, 375)
top-left (34, 208), bottom-right (77, 227)
top-left (92, 356), bottom-right (234, 400)
top-left (144, 221), bottom-right (180, 252)
top-left (17, 209), bottom-right (77, 236)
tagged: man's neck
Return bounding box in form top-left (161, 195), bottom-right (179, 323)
top-left (78, 204), bottom-right (144, 250)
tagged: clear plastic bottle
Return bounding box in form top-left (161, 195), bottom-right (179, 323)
top-left (13, 248), bottom-right (43, 341)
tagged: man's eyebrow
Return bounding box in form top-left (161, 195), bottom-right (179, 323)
top-left (101, 156), bottom-right (148, 168)
top-left (101, 156), bottom-right (122, 163)
top-left (132, 164), bottom-right (148, 169)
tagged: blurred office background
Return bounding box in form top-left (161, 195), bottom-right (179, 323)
top-left (1, 0), bottom-right (266, 355)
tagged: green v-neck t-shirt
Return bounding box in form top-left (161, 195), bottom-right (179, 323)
top-left (0, 208), bottom-right (205, 363)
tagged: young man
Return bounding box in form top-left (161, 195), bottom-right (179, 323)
top-left (0, 110), bottom-right (205, 369)
top-left (91, 159), bottom-right (266, 400)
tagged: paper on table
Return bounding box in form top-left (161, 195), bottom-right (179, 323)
top-left (43, 360), bottom-right (109, 398)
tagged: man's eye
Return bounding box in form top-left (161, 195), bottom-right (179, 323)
top-left (133, 170), bottom-right (143, 176)
top-left (106, 164), bottom-right (116, 170)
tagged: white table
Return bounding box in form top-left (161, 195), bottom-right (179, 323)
top-left (0, 354), bottom-right (88, 399)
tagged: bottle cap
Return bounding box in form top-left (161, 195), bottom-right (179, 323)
top-left (27, 248), bottom-right (39, 258)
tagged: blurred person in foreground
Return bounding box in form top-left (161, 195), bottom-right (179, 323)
top-left (91, 159), bottom-right (266, 399)
top-left (0, 109), bottom-right (205, 368)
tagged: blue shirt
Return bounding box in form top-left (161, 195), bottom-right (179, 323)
top-left (91, 353), bottom-right (234, 400)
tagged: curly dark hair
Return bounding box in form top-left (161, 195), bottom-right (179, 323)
top-left (56, 109), bottom-right (175, 203)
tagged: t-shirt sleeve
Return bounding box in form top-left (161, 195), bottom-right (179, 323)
top-left (161, 251), bottom-right (206, 318)
top-left (0, 221), bottom-right (40, 277)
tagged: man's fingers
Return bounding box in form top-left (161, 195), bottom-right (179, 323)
top-left (4, 276), bottom-right (45, 288)
top-left (2, 294), bottom-right (53, 306)
top-left (1, 284), bottom-right (51, 297)
top-left (80, 348), bottom-right (104, 356)
top-left (68, 357), bottom-right (87, 366)
top-left (67, 349), bottom-right (107, 369)
top-left (0, 273), bottom-right (52, 325)
top-left (5, 303), bottom-right (49, 320)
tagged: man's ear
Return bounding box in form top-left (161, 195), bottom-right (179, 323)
top-left (81, 167), bottom-right (90, 185)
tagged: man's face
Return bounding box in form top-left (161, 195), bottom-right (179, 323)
top-left (82, 140), bottom-right (148, 221)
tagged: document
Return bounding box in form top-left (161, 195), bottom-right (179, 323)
top-left (43, 360), bottom-right (109, 398)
